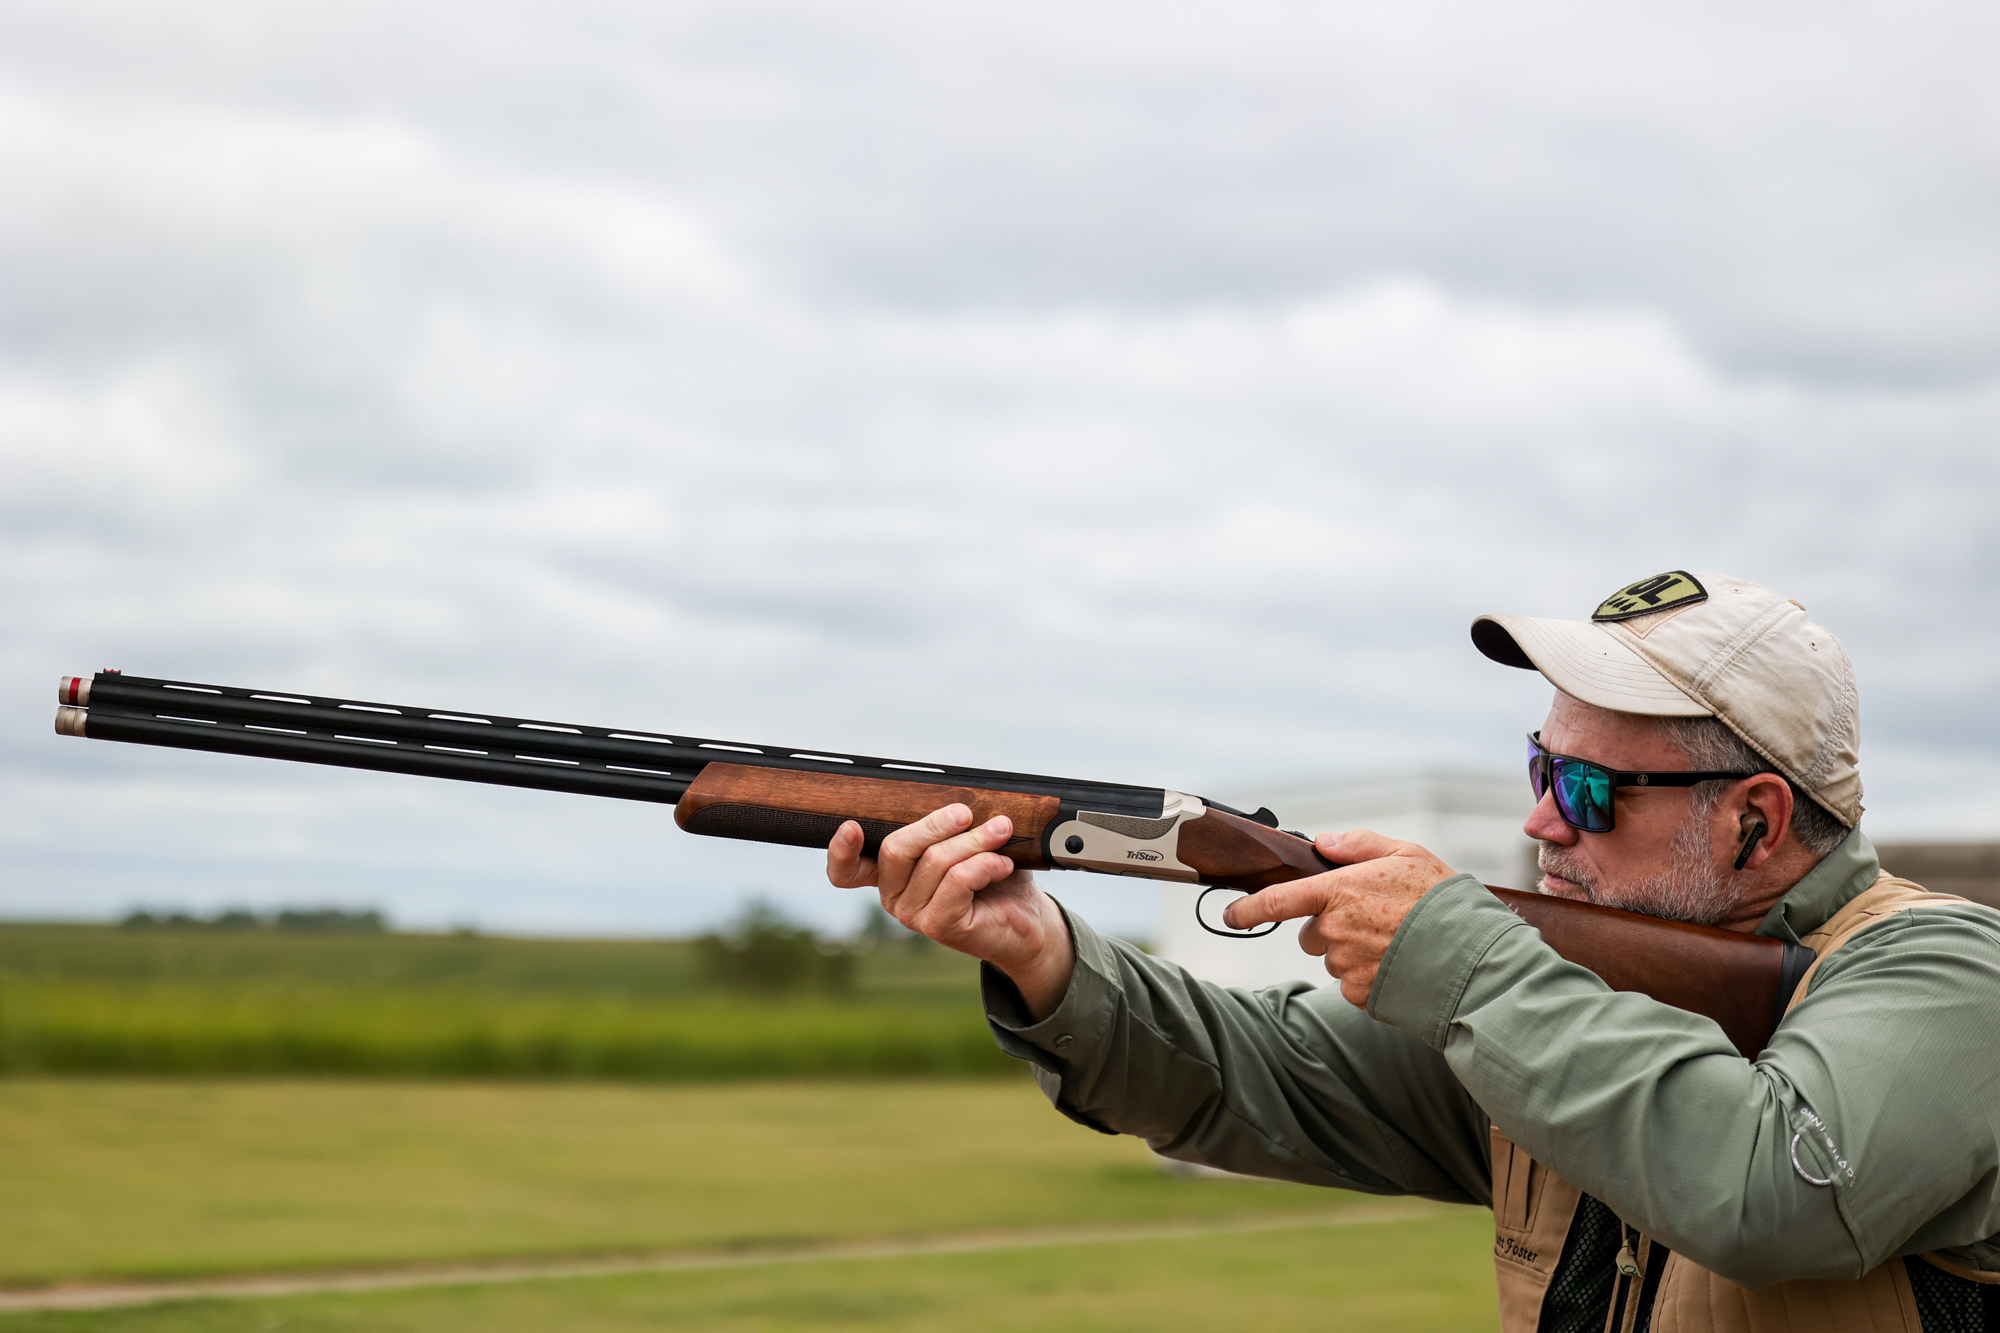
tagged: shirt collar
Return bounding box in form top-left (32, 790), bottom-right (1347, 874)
top-left (1754, 825), bottom-right (1880, 944)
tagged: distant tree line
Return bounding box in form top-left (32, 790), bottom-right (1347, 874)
top-left (693, 901), bottom-right (930, 996)
top-left (696, 900), bottom-right (853, 995)
top-left (120, 907), bottom-right (389, 933)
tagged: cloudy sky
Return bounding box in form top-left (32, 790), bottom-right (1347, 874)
top-left (3, 0), bottom-right (1998, 938)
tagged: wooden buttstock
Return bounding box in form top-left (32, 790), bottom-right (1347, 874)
top-left (1489, 888), bottom-right (1811, 1058)
top-left (675, 763), bottom-right (1060, 867)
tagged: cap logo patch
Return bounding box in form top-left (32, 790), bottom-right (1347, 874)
top-left (1592, 571), bottom-right (1708, 623)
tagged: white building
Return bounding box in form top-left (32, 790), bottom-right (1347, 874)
top-left (1157, 770), bottom-right (1538, 991)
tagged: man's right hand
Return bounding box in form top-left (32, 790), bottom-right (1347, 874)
top-left (825, 804), bottom-right (1075, 1020)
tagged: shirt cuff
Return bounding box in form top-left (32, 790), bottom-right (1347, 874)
top-left (980, 899), bottom-right (1120, 1072)
top-left (1368, 873), bottom-right (1530, 1049)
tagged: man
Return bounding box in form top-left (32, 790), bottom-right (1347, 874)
top-left (827, 572), bottom-right (2000, 1332)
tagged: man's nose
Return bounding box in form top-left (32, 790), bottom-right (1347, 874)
top-left (1524, 791), bottom-right (1576, 845)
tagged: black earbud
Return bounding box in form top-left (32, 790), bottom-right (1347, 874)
top-left (1733, 815), bottom-right (1769, 871)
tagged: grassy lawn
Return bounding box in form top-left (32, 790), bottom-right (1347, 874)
top-left (0, 925), bottom-right (1009, 1078)
top-left (0, 1078), bottom-right (1405, 1287)
top-left (0, 1210), bottom-right (1501, 1332)
top-left (0, 930), bottom-right (1504, 1329)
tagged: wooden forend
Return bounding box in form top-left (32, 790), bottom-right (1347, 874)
top-left (674, 763), bottom-right (1060, 868)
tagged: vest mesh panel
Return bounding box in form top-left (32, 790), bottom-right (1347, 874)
top-left (1905, 1257), bottom-right (2000, 1333)
top-left (1540, 1194), bottom-right (1623, 1333)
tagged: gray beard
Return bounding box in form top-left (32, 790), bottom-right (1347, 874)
top-left (1537, 814), bottom-right (1735, 925)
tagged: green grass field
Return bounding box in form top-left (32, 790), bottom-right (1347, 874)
top-left (1, 1212), bottom-right (1501, 1332)
top-left (0, 1078), bottom-right (1354, 1285)
top-left (0, 924), bottom-right (1009, 1078)
top-left (0, 928), bottom-right (1500, 1329)
top-left (0, 1078), bottom-right (1499, 1331)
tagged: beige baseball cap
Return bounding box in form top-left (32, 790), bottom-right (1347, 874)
top-left (1471, 571), bottom-right (1862, 826)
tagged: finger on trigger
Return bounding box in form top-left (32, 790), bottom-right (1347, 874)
top-left (1223, 880), bottom-right (1329, 930)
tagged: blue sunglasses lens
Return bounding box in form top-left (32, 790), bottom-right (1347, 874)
top-left (1527, 735), bottom-right (1615, 832)
top-left (1552, 757), bottom-right (1614, 831)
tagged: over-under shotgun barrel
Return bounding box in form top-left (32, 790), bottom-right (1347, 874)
top-left (56, 670), bottom-right (1813, 1057)
top-left (55, 670), bottom-right (1167, 816)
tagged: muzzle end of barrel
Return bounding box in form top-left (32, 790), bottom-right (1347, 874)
top-left (55, 706), bottom-right (88, 738)
top-left (59, 675), bottom-right (91, 706)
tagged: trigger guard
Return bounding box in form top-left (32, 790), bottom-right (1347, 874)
top-left (1196, 886), bottom-right (1280, 939)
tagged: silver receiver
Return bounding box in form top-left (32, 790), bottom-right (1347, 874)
top-left (1045, 790), bottom-right (1207, 881)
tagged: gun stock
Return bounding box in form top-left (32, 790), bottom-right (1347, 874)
top-left (58, 670), bottom-right (1814, 1059)
top-left (1490, 889), bottom-right (1812, 1059)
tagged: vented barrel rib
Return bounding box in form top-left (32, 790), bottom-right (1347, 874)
top-left (56, 671), bottom-right (1166, 816)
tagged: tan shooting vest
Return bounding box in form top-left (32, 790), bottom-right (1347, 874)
top-left (1490, 876), bottom-right (1999, 1333)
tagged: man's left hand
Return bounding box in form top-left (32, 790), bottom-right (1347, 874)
top-left (1222, 830), bottom-right (1460, 1008)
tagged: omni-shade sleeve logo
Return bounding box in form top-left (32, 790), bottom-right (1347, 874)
top-left (1591, 571), bottom-right (1709, 623)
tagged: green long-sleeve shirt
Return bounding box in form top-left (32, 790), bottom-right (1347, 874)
top-left (983, 830), bottom-right (2000, 1287)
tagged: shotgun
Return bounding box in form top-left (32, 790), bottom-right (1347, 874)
top-left (53, 670), bottom-right (1813, 1057)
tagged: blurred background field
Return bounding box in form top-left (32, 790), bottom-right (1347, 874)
top-left (0, 914), bottom-right (1501, 1329)
top-left (0, 1076), bottom-right (1496, 1330)
top-left (0, 1078), bottom-right (1329, 1285)
top-left (0, 912), bottom-right (1010, 1079)
top-left (0, 1207), bottom-right (1498, 1333)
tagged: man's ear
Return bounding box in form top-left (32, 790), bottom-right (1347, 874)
top-left (1735, 774), bottom-right (1794, 872)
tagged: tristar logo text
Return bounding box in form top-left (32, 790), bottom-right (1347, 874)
top-left (1126, 849), bottom-right (1164, 862)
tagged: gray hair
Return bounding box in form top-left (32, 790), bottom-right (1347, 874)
top-left (1655, 716), bottom-right (1849, 856)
